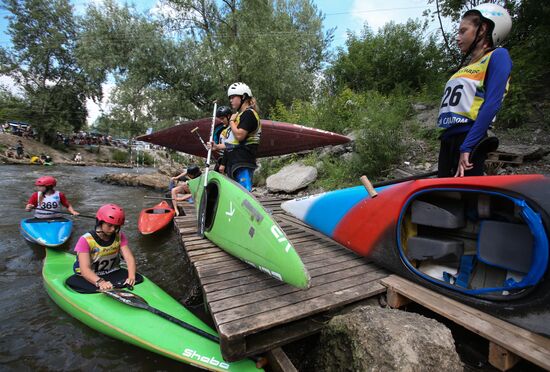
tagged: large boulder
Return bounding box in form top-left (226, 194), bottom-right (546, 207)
top-left (314, 306), bottom-right (463, 372)
top-left (266, 162), bottom-right (317, 193)
top-left (96, 172), bottom-right (170, 191)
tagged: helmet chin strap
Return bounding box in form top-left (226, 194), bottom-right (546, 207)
top-left (456, 25), bottom-right (484, 72)
top-left (236, 96), bottom-right (245, 112)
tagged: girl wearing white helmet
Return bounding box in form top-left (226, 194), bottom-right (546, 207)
top-left (437, 3), bottom-right (513, 177)
top-left (221, 82), bottom-right (261, 191)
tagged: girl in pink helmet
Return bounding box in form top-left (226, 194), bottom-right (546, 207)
top-left (70, 204), bottom-right (140, 292)
top-left (25, 176), bottom-right (79, 218)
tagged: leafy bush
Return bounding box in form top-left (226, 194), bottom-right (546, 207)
top-left (111, 149), bottom-right (129, 163)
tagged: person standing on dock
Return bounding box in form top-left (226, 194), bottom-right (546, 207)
top-left (437, 3), bottom-right (512, 178)
top-left (210, 105), bottom-right (233, 174)
top-left (224, 82), bottom-right (261, 191)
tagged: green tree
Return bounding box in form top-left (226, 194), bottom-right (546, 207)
top-left (78, 0), bottom-right (217, 135)
top-left (162, 0), bottom-right (332, 113)
top-left (328, 20), bottom-right (446, 95)
top-left (0, 0), bottom-right (98, 143)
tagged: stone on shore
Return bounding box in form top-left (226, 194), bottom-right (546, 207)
top-left (96, 172), bottom-right (170, 191)
top-left (266, 162), bottom-right (317, 193)
top-left (314, 306), bottom-right (463, 372)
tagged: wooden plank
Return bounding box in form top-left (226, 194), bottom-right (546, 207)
top-left (213, 269), bottom-right (389, 324)
top-left (265, 348), bottom-right (298, 372)
top-left (380, 275), bottom-right (550, 371)
top-left (219, 280), bottom-right (385, 339)
top-left (489, 342), bottom-right (520, 371)
top-left (187, 247), bottom-right (224, 257)
top-left (203, 272), bottom-right (281, 293)
top-left (209, 265), bottom-right (385, 313)
top-left (240, 317), bottom-right (324, 362)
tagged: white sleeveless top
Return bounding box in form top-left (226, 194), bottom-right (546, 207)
top-left (34, 191), bottom-right (62, 218)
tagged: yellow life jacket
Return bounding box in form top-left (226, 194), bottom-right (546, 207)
top-left (226, 108), bottom-right (261, 146)
top-left (73, 232), bottom-right (121, 275)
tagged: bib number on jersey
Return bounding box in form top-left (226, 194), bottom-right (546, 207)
top-left (441, 84), bottom-right (464, 108)
top-left (93, 257), bottom-right (119, 274)
top-left (40, 201), bottom-right (59, 210)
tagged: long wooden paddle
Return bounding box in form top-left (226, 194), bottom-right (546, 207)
top-left (143, 196), bottom-right (172, 201)
top-left (191, 126), bottom-right (209, 151)
top-left (103, 289), bottom-right (219, 342)
top-left (32, 208), bottom-right (96, 219)
top-left (197, 101), bottom-right (218, 237)
top-left (372, 170), bottom-right (438, 188)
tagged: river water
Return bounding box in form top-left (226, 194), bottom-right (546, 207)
top-left (0, 165), bottom-right (202, 371)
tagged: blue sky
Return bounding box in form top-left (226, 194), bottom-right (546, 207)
top-left (0, 0), bottom-right (444, 123)
top-left (1, 0), bottom-right (441, 51)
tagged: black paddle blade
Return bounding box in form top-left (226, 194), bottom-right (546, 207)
top-left (197, 193), bottom-right (207, 237)
top-left (103, 289), bottom-right (149, 310)
top-left (470, 136), bottom-right (499, 161)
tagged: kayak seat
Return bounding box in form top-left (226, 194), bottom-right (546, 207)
top-left (477, 220), bottom-right (533, 274)
top-left (148, 209), bottom-right (172, 214)
top-left (411, 199), bottom-right (465, 229)
top-left (66, 270), bottom-right (144, 294)
top-left (407, 236), bottom-right (464, 262)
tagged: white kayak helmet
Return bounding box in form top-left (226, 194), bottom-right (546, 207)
top-left (227, 82), bottom-right (252, 98)
top-left (464, 3), bottom-right (512, 46)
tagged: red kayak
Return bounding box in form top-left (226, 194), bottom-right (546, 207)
top-left (136, 117), bottom-right (350, 158)
top-left (138, 201), bottom-right (175, 235)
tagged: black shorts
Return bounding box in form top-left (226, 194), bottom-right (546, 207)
top-left (438, 132), bottom-right (487, 178)
top-left (66, 269), bottom-right (144, 294)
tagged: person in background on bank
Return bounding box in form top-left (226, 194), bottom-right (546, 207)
top-left (170, 165), bottom-right (202, 215)
top-left (15, 140), bottom-right (24, 159)
top-left (210, 105), bottom-right (233, 174)
top-left (72, 204), bottom-right (138, 291)
top-left (223, 82), bottom-right (261, 191)
top-left (437, 3), bottom-right (512, 178)
top-left (25, 176), bottom-right (79, 218)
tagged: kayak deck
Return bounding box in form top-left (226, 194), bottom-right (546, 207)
top-left (174, 199), bottom-right (388, 361)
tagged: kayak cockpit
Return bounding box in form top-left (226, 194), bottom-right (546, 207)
top-left (398, 189), bottom-right (549, 300)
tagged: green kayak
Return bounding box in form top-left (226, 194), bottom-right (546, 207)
top-left (42, 248), bottom-right (261, 371)
top-left (188, 171), bottom-right (310, 289)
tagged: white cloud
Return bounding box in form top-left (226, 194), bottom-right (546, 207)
top-left (86, 83), bottom-right (115, 125)
top-left (0, 75), bottom-right (24, 96)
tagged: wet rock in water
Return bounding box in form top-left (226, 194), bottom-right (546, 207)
top-left (96, 172), bottom-right (170, 191)
top-left (314, 306), bottom-right (462, 372)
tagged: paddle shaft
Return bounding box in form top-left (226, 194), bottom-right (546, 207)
top-left (146, 304), bottom-right (220, 342)
top-left (370, 136), bottom-right (497, 188)
top-left (191, 127), bottom-right (209, 151)
top-left (33, 208), bottom-right (96, 219)
top-left (198, 102), bottom-right (217, 237)
top-left (143, 196), bottom-right (172, 201)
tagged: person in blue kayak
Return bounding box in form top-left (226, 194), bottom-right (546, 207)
top-left (222, 82), bottom-right (261, 191)
top-left (25, 176), bottom-right (79, 218)
top-left (170, 165), bottom-right (202, 215)
top-left (211, 105), bottom-right (233, 174)
top-left (70, 204), bottom-right (141, 292)
top-left (437, 3), bottom-right (512, 178)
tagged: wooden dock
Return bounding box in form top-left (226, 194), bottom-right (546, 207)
top-left (174, 196), bottom-right (550, 371)
top-left (174, 196), bottom-right (388, 361)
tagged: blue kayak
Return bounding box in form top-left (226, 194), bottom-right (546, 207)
top-left (20, 217), bottom-right (73, 247)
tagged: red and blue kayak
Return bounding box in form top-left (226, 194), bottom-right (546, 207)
top-left (138, 201), bottom-right (175, 235)
top-left (282, 175), bottom-right (550, 336)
